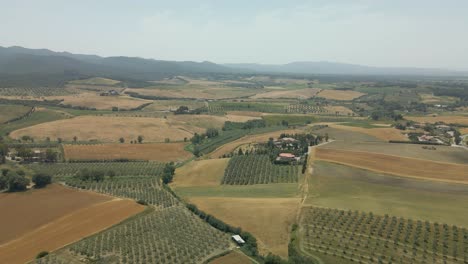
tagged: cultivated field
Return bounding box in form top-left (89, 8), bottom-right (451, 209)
top-left (324, 105), bottom-right (356, 116)
top-left (316, 89), bottom-right (365, 100)
top-left (65, 177), bottom-right (179, 208)
top-left (326, 123), bottom-right (408, 141)
top-left (315, 148), bottom-right (468, 184)
top-left (50, 93), bottom-right (151, 110)
top-left (222, 155), bottom-right (300, 185)
top-left (209, 129), bottom-right (303, 158)
top-left (251, 88), bottom-right (320, 99)
top-left (406, 115), bottom-right (468, 125)
top-left (63, 142), bottom-right (192, 162)
top-left (321, 141), bottom-right (468, 164)
top-left (27, 162), bottom-right (165, 177)
top-left (69, 77), bottom-right (121, 86)
top-left (210, 251), bottom-right (253, 264)
top-left (11, 116), bottom-right (202, 142)
top-left (306, 161), bottom-right (468, 227)
top-left (0, 184), bottom-right (144, 264)
top-left (299, 207), bottom-right (468, 264)
top-left (0, 104), bottom-right (32, 123)
top-left (169, 114), bottom-right (260, 129)
top-left (126, 86), bottom-right (256, 100)
top-left (175, 183), bottom-right (299, 199)
top-left (188, 197), bottom-right (301, 258)
top-left (309, 125), bottom-right (382, 142)
top-left (37, 207), bottom-right (231, 264)
top-left (143, 100), bottom-right (206, 111)
top-left (420, 93), bottom-right (458, 104)
top-left (171, 158), bottom-right (229, 188)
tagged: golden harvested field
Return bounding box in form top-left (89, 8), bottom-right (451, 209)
top-left (251, 88), bottom-right (320, 99)
top-left (0, 184), bottom-right (144, 264)
top-left (143, 100), bottom-right (206, 111)
top-left (226, 111), bottom-right (265, 117)
top-left (69, 77), bottom-right (121, 86)
top-left (316, 89), bottom-right (365, 100)
top-left (405, 115), bottom-right (468, 125)
top-left (64, 142), bottom-right (192, 162)
top-left (49, 93), bottom-right (151, 110)
top-left (209, 129), bottom-right (303, 158)
top-left (169, 114), bottom-right (260, 129)
top-left (328, 124), bottom-right (407, 141)
top-left (315, 148), bottom-right (468, 184)
top-left (126, 87), bottom-right (256, 100)
top-left (11, 116), bottom-right (202, 142)
top-left (172, 158), bottom-right (229, 187)
top-left (420, 93), bottom-right (458, 104)
top-left (324, 105), bottom-right (355, 116)
top-left (188, 197), bottom-right (300, 258)
top-left (210, 251), bottom-right (253, 264)
top-left (460, 127), bottom-right (468, 134)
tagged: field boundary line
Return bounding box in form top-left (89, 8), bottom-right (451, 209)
top-left (316, 147), bottom-right (468, 166)
top-left (315, 158), bottom-right (468, 185)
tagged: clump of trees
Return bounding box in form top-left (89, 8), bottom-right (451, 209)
top-left (190, 128), bottom-right (220, 145)
top-left (32, 173), bottom-right (52, 188)
top-left (73, 168), bottom-right (113, 182)
top-left (0, 143), bottom-right (7, 164)
top-left (0, 169), bottom-right (30, 192)
top-left (137, 135), bottom-right (144, 144)
top-left (162, 163), bottom-right (176, 184)
top-left (222, 120), bottom-right (266, 131)
top-left (36, 251), bottom-right (49, 259)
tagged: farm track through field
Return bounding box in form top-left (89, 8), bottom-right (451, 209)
top-left (296, 141), bottom-right (334, 223)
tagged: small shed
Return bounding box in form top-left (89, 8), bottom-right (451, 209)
top-left (231, 235), bottom-right (245, 245)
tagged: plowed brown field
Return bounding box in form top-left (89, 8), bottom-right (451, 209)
top-left (210, 251), bottom-right (253, 264)
top-left (406, 115), bottom-right (468, 125)
top-left (64, 142), bottom-right (192, 162)
top-left (315, 148), bottom-right (468, 184)
top-left (0, 184), bottom-right (144, 264)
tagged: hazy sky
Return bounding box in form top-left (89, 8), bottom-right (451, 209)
top-left (1, 0), bottom-right (467, 69)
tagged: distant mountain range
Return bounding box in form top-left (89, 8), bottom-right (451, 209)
top-left (0, 46), bottom-right (466, 88)
top-left (224, 62), bottom-right (467, 76)
top-left (0, 46), bottom-right (231, 80)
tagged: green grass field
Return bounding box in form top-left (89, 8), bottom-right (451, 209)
top-left (0, 104), bottom-right (32, 123)
top-left (307, 161), bottom-right (468, 227)
top-left (174, 183), bottom-right (299, 199)
top-left (263, 114), bottom-right (318, 126)
top-left (310, 126), bottom-right (381, 142)
top-left (0, 108), bottom-right (67, 137)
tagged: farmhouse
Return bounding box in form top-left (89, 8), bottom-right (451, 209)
top-left (100, 90), bottom-right (119, 96)
top-left (274, 137), bottom-right (298, 147)
top-left (276, 153), bottom-right (298, 162)
top-left (231, 235), bottom-right (245, 245)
